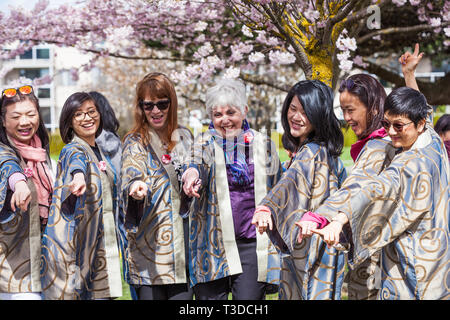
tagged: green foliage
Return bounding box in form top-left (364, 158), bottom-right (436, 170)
top-left (342, 126), bottom-right (357, 147)
top-left (49, 130), bottom-right (66, 161)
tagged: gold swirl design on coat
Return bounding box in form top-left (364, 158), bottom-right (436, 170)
top-left (421, 259), bottom-right (450, 298)
top-left (400, 169), bottom-right (432, 213)
top-left (311, 171), bottom-right (328, 200)
top-left (359, 212), bottom-right (393, 248)
top-left (0, 211), bottom-right (22, 235)
top-left (379, 278), bottom-right (398, 300)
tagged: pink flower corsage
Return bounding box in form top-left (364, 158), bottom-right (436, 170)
top-left (24, 167), bottom-right (33, 178)
top-left (161, 154), bottom-right (172, 165)
top-left (243, 132), bottom-right (253, 144)
top-left (98, 161), bottom-right (107, 172)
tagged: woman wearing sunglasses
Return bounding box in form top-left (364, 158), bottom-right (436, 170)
top-left (41, 92), bottom-right (125, 300)
top-left (182, 78), bottom-right (282, 300)
top-left (251, 80), bottom-right (347, 300)
top-left (0, 85), bottom-right (52, 300)
top-left (305, 87), bottom-right (449, 300)
top-left (293, 45), bottom-right (424, 300)
top-left (120, 73), bottom-right (194, 300)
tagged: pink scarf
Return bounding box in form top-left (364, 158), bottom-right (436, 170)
top-left (10, 135), bottom-right (53, 220)
top-left (350, 128), bottom-right (387, 162)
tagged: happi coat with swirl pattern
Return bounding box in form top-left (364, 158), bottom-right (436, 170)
top-left (187, 129), bottom-right (282, 288)
top-left (316, 126), bottom-right (450, 300)
top-left (0, 142), bottom-right (43, 294)
top-left (120, 127), bottom-right (193, 286)
top-left (258, 142), bottom-right (348, 300)
top-left (41, 136), bottom-right (125, 300)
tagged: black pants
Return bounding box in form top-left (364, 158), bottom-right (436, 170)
top-left (193, 238), bottom-right (267, 300)
top-left (136, 283), bottom-right (193, 300)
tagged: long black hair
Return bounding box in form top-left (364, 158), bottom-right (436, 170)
top-left (59, 92), bottom-right (103, 144)
top-left (0, 87), bottom-right (49, 156)
top-left (89, 91), bottom-right (120, 135)
top-left (281, 80), bottom-right (343, 158)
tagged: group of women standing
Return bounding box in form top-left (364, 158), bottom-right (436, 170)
top-left (0, 44), bottom-right (448, 300)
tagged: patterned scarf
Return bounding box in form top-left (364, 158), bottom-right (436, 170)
top-left (208, 119), bottom-right (253, 186)
top-left (10, 135), bottom-right (53, 220)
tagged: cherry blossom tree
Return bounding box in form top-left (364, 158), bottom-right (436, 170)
top-left (0, 0), bottom-right (448, 106)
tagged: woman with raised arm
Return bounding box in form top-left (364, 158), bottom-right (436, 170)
top-left (182, 78), bottom-right (282, 300)
top-left (41, 92), bottom-right (124, 300)
top-left (120, 73), bottom-right (194, 300)
top-left (0, 85), bottom-right (52, 300)
top-left (309, 87), bottom-right (449, 300)
top-left (251, 80), bottom-right (347, 300)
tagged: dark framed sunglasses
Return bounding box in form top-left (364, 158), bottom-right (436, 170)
top-left (2, 85), bottom-right (34, 98)
top-left (139, 99), bottom-right (170, 112)
top-left (381, 119), bottom-right (413, 132)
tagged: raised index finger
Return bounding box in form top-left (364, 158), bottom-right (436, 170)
top-left (413, 43), bottom-right (420, 57)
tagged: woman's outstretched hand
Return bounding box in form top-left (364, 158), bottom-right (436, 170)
top-left (182, 168), bottom-right (202, 198)
top-left (129, 180), bottom-right (148, 200)
top-left (251, 205), bottom-right (273, 234)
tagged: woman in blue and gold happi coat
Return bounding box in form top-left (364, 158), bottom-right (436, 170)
top-left (252, 80), bottom-right (347, 300)
top-left (311, 87), bottom-right (450, 300)
top-left (120, 73), bottom-right (194, 300)
top-left (41, 92), bottom-right (125, 300)
top-left (183, 78), bottom-right (282, 300)
top-left (0, 85), bottom-right (53, 300)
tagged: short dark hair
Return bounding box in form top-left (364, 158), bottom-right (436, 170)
top-left (435, 114), bottom-right (450, 136)
top-left (0, 88), bottom-right (49, 155)
top-left (89, 91), bottom-right (119, 134)
top-left (339, 73), bottom-right (386, 139)
top-left (281, 80), bottom-right (343, 158)
top-left (384, 87), bottom-right (429, 125)
top-left (59, 92), bottom-right (103, 144)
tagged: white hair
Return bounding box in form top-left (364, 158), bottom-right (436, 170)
top-left (205, 78), bottom-right (247, 116)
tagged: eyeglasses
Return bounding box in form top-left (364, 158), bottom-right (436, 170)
top-left (74, 109), bottom-right (99, 122)
top-left (339, 79), bottom-right (355, 91)
top-left (139, 99), bottom-right (170, 112)
top-left (2, 85), bottom-right (34, 98)
top-left (381, 119), bottom-right (413, 132)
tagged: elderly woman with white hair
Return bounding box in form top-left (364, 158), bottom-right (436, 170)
top-left (182, 78), bottom-right (282, 300)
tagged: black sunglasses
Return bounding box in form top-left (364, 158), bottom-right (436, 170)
top-left (139, 99), bottom-right (170, 112)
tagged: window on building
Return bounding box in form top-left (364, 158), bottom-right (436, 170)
top-left (36, 48), bottom-right (50, 59)
top-left (19, 49), bottom-right (33, 59)
top-left (37, 88), bottom-right (51, 99)
top-left (40, 106), bottom-right (51, 125)
top-left (19, 68), bottom-right (50, 80)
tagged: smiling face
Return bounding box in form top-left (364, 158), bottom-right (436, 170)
top-left (71, 100), bottom-right (100, 145)
top-left (211, 105), bottom-right (247, 138)
top-left (3, 100), bottom-right (40, 145)
top-left (383, 112), bottom-right (425, 151)
top-left (287, 95), bottom-right (313, 144)
top-left (340, 90), bottom-right (369, 139)
top-left (143, 94), bottom-right (170, 135)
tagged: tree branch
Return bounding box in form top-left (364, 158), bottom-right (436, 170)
top-left (239, 73), bottom-right (289, 92)
top-left (357, 21), bottom-right (450, 44)
top-left (363, 59), bottom-right (450, 105)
